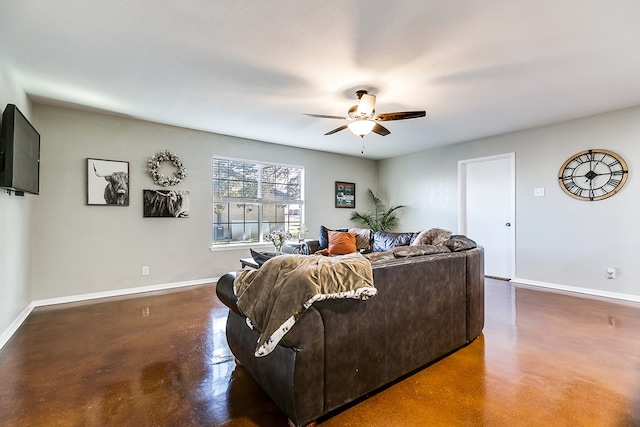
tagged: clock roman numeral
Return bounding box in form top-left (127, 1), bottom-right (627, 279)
top-left (567, 184), bottom-right (582, 196)
top-left (601, 178), bottom-right (622, 193)
top-left (580, 153), bottom-right (593, 163)
top-left (607, 177), bottom-right (622, 186)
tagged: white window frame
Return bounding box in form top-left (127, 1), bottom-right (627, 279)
top-left (211, 156), bottom-right (304, 248)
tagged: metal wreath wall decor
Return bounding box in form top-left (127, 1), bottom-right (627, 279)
top-left (147, 150), bottom-right (187, 186)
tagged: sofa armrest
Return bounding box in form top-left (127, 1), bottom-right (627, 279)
top-left (224, 299), bottom-right (326, 427)
top-left (216, 272), bottom-right (243, 316)
top-left (300, 240), bottom-right (320, 255)
top-left (464, 247), bottom-right (485, 342)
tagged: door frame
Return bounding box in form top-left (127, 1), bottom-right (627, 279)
top-left (458, 152), bottom-right (516, 279)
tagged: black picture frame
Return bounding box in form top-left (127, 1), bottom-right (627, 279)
top-left (335, 181), bottom-right (355, 208)
top-left (87, 158), bottom-right (129, 206)
top-left (143, 189), bottom-right (191, 218)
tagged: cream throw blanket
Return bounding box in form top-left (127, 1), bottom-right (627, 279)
top-left (234, 253), bottom-right (375, 357)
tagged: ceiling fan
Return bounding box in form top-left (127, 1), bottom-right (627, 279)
top-left (303, 90), bottom-right (426, 138)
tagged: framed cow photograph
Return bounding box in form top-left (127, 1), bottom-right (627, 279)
top-left (143, 189), bottom-right (190, 218)
top-left (87, 158), bottom-right (129, 206)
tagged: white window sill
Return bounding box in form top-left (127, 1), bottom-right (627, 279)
top-left (209, 243), bottom-right (274, 252)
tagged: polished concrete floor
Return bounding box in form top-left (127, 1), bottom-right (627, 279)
top-left (1, 279), bottom-right (639, 426)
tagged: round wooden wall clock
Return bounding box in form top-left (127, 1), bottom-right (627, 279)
top-left (558, 149), bottom-right (628, 201)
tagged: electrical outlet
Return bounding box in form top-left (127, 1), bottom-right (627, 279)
top-left (142, 266), bottom-right (150, 276)
top-left (606, 267), bottom-right (616, 279)
top-left (534, 187), bottom-right (545, 197)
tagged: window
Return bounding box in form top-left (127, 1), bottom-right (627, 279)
top-left (212, 157), bottom-right (304, 245)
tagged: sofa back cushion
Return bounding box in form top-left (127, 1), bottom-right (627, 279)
top-left (372, 231), bottom-right (417, 252)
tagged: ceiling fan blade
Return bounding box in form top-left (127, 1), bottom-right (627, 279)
top-left (325, 124), bottom-right (349, 135)
top-left (374, 111), bottom-right (426, 121)
top-left (303, 113), bottom-right (349, 120)
top-left (356, 94), bottom-right (376, 117)
top-left (372, 123), bottom-right (390, 136)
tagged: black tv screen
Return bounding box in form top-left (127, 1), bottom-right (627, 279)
top-left (0, 104), bottom-right (40, 195)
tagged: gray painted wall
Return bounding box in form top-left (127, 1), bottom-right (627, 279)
top-left (380, 105), bottom-right (640, 298)
top-left (0, 59), bottom-right (33, 337)
top-left (29, 104), bottom-right (377, 300)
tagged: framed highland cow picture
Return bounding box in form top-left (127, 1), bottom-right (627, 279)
top-left (143, 189), bottom-right (190, 218)
top-left (335, 181), bottom-right (355, 208)
top-left (87, 158), bottom-right (130, 206)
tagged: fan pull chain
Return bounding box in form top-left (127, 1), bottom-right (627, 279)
top-left (360, 138), bottom-right (365, 154)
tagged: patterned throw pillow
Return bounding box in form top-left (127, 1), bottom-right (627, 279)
top-left (412, 228), bottom-right (452, 246)
top-left (348, 227), bottom-right (372, 252)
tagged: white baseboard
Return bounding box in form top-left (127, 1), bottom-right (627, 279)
top-left (0, 302), bottom-right (36, 351)
top-left (0, 277), bottom-right (220, 351)
top-left (510, 277), bottom-right (640, 303)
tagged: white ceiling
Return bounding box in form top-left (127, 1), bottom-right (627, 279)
top-left (1, 1), bottom-right (640, 160)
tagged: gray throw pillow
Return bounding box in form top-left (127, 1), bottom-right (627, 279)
top-left (250, 248), bottom-right (276, 267)
top-left (441, 235), bottom-right (477, 252)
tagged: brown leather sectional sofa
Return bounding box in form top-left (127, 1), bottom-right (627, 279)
top-left (216, 236), bottom-right (484, 427)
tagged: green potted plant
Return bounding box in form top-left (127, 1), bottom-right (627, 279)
top-left (297, 223), bottom-right (309, 241)
top-left (350, 189), bottom-right (406, 232)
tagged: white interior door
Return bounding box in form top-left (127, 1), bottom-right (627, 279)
top-left (459, 153), bottom-right (515, 279)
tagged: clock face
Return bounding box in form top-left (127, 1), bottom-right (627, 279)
top-left (558, 149), bottom-right (628, 201)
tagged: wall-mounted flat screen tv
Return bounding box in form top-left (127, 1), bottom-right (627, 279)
top-left (0, 104), bottom-right (40, 195)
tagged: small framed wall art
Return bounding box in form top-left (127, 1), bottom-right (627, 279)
top-left (143, 189), bottom-right (190, 218)
top-left (87, 158), bottom-right (129, 206)
top-left (335, 181), bottom-right (355, 208)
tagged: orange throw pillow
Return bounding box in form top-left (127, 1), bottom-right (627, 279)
top-left (328, 231), bottom-right (357, 255)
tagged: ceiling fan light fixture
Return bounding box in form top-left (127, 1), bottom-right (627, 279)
top-left (348, 119), bottom-right (376, 137)
top-left (356, 93), bottom-right (376, 117)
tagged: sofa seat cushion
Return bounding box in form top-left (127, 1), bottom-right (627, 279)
top-left (393, 245), bottom-right (451, 258)
top-left (372, 231), bottom-right (417, 252)
top-left (363, 251), bottom-right (396, 264)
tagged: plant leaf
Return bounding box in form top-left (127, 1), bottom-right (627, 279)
top-left (350, 189), bottom-right (406, 231)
